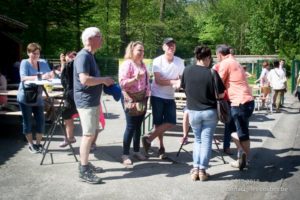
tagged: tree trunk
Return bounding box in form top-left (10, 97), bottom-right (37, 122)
top-left (119, 0), bottom-right (128, 56)
top-left (159, 0), bottom-right (165, 22)
top-left (75, 0), bottom-right (81, 51)
top-left (105, 0), bottom-right (109, 55)
top-left (156, 0), bottom-right (166, 55)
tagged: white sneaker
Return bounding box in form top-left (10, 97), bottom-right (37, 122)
top-left (121, 155), bottom-right (132, 166)
top-left (28, 145), bottom-right (38, 154)
top-left (133, 152), bottom-right (147, 161)
top-left (230, 160), bottom-right (240, 168)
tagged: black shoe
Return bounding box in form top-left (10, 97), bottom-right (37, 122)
top-left (239, 152), bottom-right (247, 171)
top-left (28, 145), bottom-right (38, 154)
top-left (35, 144), bottom-right (43, 153)
top-left (158, 147), bottom-right (167, 159)
top-left (45, 120), bottom-right (54, 125)
top-left (223, 148), bottom-right (233, 155)
top-left (275, 109), bottom-right (281, 113)
top-left (79, 167), bottom-right (102, 184)
top-left (142, 136), bottom-right (151, 154)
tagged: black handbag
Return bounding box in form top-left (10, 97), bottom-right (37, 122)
top-left (23, 83), bottom-right (39, 103)
top-left (211, 69), bottom-right (231, 123)
top-left (23, 62), bottom-right (40, 103)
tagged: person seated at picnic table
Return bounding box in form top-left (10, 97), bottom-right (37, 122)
top-left (17, 42), bottom-right (54, 154)
top-left (0, 71), bottom-right (8, 106)
top-left (52, 64), bottom-right (62, 79)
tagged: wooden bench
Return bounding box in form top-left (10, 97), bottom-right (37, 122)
top-left (141, 92), bottom-right (187, 135)
top-left (0, 110), bottom-right (22, 116)
top-left (0, 90), bottom-right (63, 116)
top-left (175, 92), bottom-right (187, 110)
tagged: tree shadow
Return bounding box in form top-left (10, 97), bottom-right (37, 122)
top-left (92, 145), bottom-right (191, 180)
top-left (103, 113), bottom-right (120, 119)
top-left (0, 138), bottom-right (26, 166)
top-left (250, 113), bottom-right (275, 122)
top-left (211, 147), bottom-right (300, 182)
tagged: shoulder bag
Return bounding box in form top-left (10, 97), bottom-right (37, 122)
top-left (123, 69), bottom-right (148, 116)
top-left (211, 69), bottom-right (231, 123)
top-left (23, 62), bottom-right (40, 104)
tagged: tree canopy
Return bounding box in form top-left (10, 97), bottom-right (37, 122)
top-left (1, 0), bottom-right (299, 60)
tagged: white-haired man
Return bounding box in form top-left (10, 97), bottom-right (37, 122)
top-left (74, 27), bottom-right (114, 184)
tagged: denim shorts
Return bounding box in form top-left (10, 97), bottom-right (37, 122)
top-left (151, 96), bottom-right (176, 125)
top-left (231, 100), bottom-right (254, 141)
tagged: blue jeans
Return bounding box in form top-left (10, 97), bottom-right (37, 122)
top-left (123, 112), bottom-right (145, 155)
top-left (231, 100), bottom-right (254, 141)
top-left (188, 109), bottom-right (218, 169)
top-left (19, 102), bottom-right (45, 134)
top-left (223, 101), bottom-right (233, 150)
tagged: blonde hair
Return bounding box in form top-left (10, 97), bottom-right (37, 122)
top-left (124, 41), bottom-right (144, 59)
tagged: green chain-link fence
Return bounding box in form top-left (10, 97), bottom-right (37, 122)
top-left (291, 60), bottom-right (300, 93)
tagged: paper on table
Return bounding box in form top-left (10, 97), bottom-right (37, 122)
top-left (25, 79), bottom-right (61, 85)
top-left (50, 79), bottom-right (61, 84)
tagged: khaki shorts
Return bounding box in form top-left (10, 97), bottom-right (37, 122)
top-left (77, 106), bottom-right (100, 136)
top-left (261, 86), bottom-right (271, 96)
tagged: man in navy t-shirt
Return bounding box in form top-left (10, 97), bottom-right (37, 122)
top-left (74, 27), bottom-right (114, 184)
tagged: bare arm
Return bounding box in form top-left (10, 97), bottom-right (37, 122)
top-left (153, 72), bottom-right (180, 87)
top-left (79, 73), bottom-right (114, 87)
top-left (218, 93), bottom-right (225, 99)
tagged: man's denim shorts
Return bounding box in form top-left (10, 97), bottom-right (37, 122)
top-left (231, 100), bottom-right (254, 141)
top-left (151, 96), bottom-right (176, 125)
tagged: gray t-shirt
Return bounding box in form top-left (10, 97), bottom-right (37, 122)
top-left (73, 49), bottom-right (102, 108)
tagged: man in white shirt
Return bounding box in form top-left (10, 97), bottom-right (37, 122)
top-left (267, 60), bottom-right (287, 112)
top-left (142, 38), bottom-right (185, 159)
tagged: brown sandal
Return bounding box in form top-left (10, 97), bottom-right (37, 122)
top-left (190, 168), bottom-right (199, 181)
top-left (199, 170), bottom-right (210, 181)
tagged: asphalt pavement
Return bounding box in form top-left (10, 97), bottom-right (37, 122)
top-left (0, 93), bottom-right (299, 200)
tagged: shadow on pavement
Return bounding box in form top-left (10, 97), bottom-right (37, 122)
top-left (211, 147), bottom-right (300, 182)
top-left (0, 138), bottom-right (26, 166)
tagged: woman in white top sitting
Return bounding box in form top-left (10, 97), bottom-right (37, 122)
top-left (0, 72), bottom-right (8, 106)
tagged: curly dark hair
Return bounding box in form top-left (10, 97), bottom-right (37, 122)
top-left (194, 45), bottom-right (211, 61)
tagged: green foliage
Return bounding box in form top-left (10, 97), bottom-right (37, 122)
top-left (0, 0), bottom-right (299, 64)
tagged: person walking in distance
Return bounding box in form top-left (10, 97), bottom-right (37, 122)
top-left (142, 38), bottom-right (184, 159)
top-left (74, 27), bottom-right (114, 184)
top-left (267, 60), bottom-right (287, 112)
